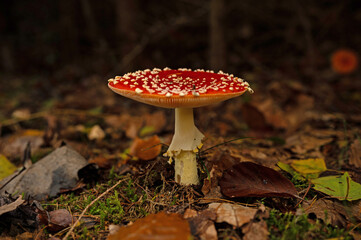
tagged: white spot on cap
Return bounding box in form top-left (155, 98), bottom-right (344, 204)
top-left (135, 88), bottom-right (143, 94)
top-left (192, 91), bottom-right (199, 97)
top-left (166, 92), bottom-right (173, 97)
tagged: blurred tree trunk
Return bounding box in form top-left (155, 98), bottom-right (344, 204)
top-left (209, 0), bottom-right (226, 71)
top-left (115, 0), bottom-right (139, 71)
top-left (80, 0), bottom-right (99, 45)
top-left (0, 0), bottom-right (15, 72)
top-left (1, 43), bottom-right (15, 72)
top-left (58, 0), bottom-right (79, 62)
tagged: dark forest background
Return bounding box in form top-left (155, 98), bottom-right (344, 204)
top-left (1, 0), bottom-right (360, 77)
top-left (0, 0), bottom-right (361, 122)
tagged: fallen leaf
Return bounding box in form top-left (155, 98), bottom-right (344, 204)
top-left (0, 146), bottom-right (88, 200)
top-left (107, 212), bottom-right (191, 240)
top-left (241, 103), bottom-right (271, 131)
top-left (277, 162), bottom-right (304, 181)
top-left (184, 208), bottom-right (217, 240)
top-left (285, 133), bottom-right (333, 155)
top-left (291, 158), bottom-right (327, 179)
top-left (0, 154), bottom-right (17, 180)
top-left (13, 231), bottom-right (34, 239)
top-left (242, 220), bottom-right (269, 240)
top-left (0, 195), bottom-right (38, 235)
top-left (0, 130), bottom-right (44, 159)
top-left (37, 209), bottom-right (74, 232)
top-left (311, 172), bottom-right (361, 201)
top-left (89, 156), bottom-right (115, 169)
top-left (88, 125), bottom-right (106, 140)
top-left (208, 203), bottom-right (258, 228)
top-left (105, 114), bottom-right (144, 139)
top-left (0, 195), bottom-right (24, 216)
top-left (219, 162), bottom-right (298, 198)
top-left (303, 199), bottom-right (350, 227)
top-left (348, 139), bottom-right (361, 168)
top-left (129, 135), bottom-right (162, 161)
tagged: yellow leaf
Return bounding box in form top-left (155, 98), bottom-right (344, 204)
top-left (291, 158), bottom-right (327, 178)
top-left (22, 129), bottom-right (44, 136)
top-left (0, 154), bottom-right (17, 180)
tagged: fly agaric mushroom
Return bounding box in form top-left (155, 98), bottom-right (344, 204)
top-left (108, 68), bottom-right (253, 185)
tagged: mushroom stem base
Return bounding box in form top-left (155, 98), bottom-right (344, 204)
top-left (174, 151), bottom-right (199, 185)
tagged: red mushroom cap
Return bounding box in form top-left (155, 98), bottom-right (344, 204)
top-left (108, 68), bottom-right (252, 108)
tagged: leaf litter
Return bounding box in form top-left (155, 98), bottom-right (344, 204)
top-left (1, 65), bottom-right (361, 239)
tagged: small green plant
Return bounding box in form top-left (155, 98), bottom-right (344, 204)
top-left (125, 179), bottom-right (139, 202)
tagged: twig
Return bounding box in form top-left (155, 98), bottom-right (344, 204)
top-left (62, 178), bottom-right (126, 240)
top-left (295, 182), bottom-right (311, 208)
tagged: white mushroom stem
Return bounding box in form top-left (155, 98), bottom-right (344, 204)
top-left (167, 108), bottom-right (204, 185)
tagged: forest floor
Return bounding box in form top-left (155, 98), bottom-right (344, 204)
top-left (0, 65), bottom-right (361, 239)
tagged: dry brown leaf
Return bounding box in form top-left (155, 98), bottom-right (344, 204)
top-left (285, 133), bottom-right (333, 155)
top-left (184, 208), bottom-right (217, 240)
top-left (0, 196), bottom-right (24, 216)
top-left (241, 102), bottom-right (272, 131)
top-left (38, 209), bottom-right (74, 232)
top-left (219, 162), bottom-right (298, 198)
top-left (303, 199), bottom-right (350, 227)
top-left (348, 139), bottom-right (361, 168)
top-left (129, 135), bottom-right (162, 161)
top-left (13, 231), bottom-right (34, 240)
top-left (107, 212), bottom-right (191, 240)
top-left (242, 220), bottom-right (269, 240)
top-left (88, 156), bottom-right (115, 169)
top-left (0, 130), bottom-right (44, 159)
top-left (208, 203), bottom-right (258, 228)
top-left (105, 114), bottom-right (143, 139)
